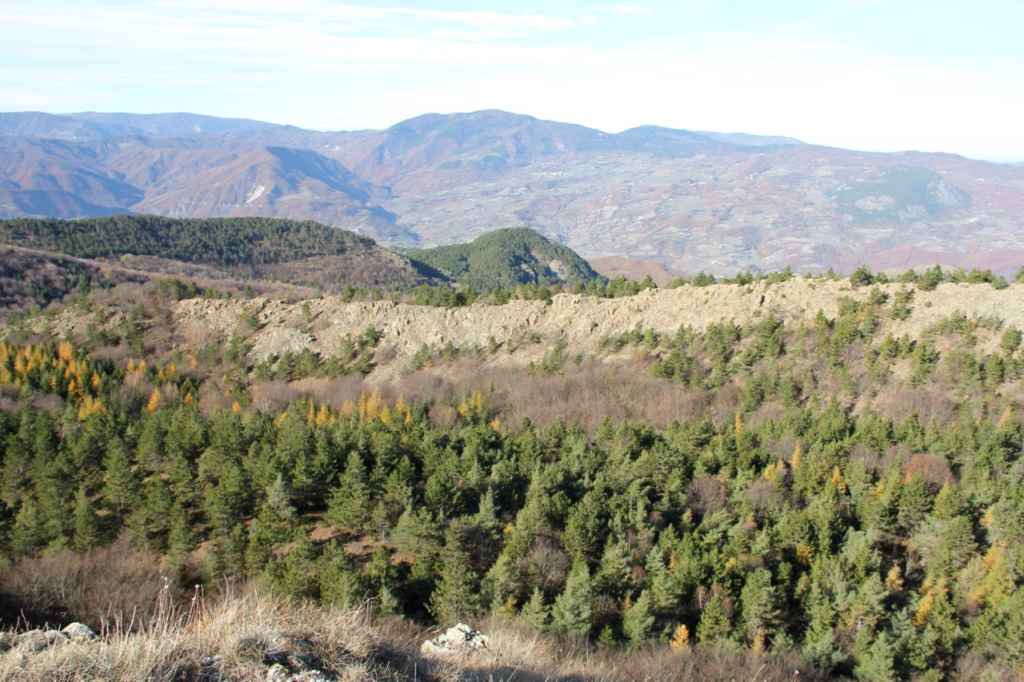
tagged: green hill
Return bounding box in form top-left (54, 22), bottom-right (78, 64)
top-left (404, 228), bottom-right (601, 290)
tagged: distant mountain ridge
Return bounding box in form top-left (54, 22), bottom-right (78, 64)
top-left (1, 108), bottom-right (1022, 275)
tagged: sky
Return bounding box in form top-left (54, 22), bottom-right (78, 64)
top-left (2, 0), bottom-right (1022, 161)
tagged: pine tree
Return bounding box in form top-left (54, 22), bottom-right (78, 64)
top-left (129, 476), bottom-right (174, 549)
top-left (319, 545), bottom-right (370, 608)
top-left (429, 534), bottom-right (481, 624)
top-left (102, 437), bottom-right (137, 516)
top-left (897, 475), bottom-right (932, 534)
top-left (10, 496), bottom-right (44, 556)
top-left (552, 561), bottom-right (593, 637)
top-left (521, 586), bottom-right (550, 631)
top-left (203, 459), bottom-right (249, 534)
top-left (485, 551), bottom-right (522, 614)
top-left (740, 568), bottom-right (778, 647)
top-left (854, 631), bottom-right (897, 681)
top-left (802, 569), bottom-right (846, 671)
top-left (271, 532), bottom-right (319, 599)
top-left (563, 495), bottom-right (604, 565)
top-left (622, 589), bottom-right (656, 645)
top-left (34, 467), bottom-right (71, 549)
top-left (594, 538), bottom-right (632, 598)
top-left (72, 486), bottom-right (99, 551)
top-left (697, 589), bottom-right (732, 644)
top-left (326, 450), bottom-right (371, 532)
top-left (166, 502), bottom-right (193, 574)
top-left (265, 473), bottom-right (297, 525)
top-left (1, 440), bottom-right (30, 507)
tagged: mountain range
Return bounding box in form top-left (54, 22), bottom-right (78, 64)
top-left (2, 110), bottom-right (1023, 275)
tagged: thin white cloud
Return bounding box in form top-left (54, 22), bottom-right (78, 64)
top-left (2, 2), bottom-right (1022, 160)
top-left (607, 4), bottom-right (653, 16)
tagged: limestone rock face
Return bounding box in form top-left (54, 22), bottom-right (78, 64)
top-left (420, 623), bottom-right (489, 656)
top-left (164, 281), bottom-right (1024, 365)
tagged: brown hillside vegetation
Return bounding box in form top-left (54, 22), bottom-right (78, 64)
top-left (12, 274), bottom-right (1024, 431)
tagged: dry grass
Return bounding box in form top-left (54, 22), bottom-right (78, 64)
top-left (0, 547), bottom-right (821, 682)
top-left (0, 537), bottom-right (176, 632)
top-left (0, 587), bottom-right (401, 682)
top-left (0, 588), bottom-right (826, 682)
top-left (444, 615), bottom-right (825, 682)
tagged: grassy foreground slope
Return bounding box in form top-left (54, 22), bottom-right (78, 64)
top-left (0, 560), bottom-right (817, 681)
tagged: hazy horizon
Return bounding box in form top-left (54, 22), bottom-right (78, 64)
top-left (4, 1), bottom-right (1023, 162)
top-left (1, 106), bottom-right (1017, 166)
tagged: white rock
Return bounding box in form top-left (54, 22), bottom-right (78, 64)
top-left (266, 663), bottom-right (332, 682)
top-left (420, 623), bottom-right (489, 656)
top-left (61, 623), bottom-right (97, 641)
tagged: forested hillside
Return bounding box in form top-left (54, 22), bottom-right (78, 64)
top-left (2, 268), bottom-right (1024, 680)
top-left (404, 227), bottom-right (602, 289)
top-left (0, 215), bottom-right (444, 291)
top-left (0, 217), bottom-right (611, 303)
top-left (0, 215), bottom-right (386, 266)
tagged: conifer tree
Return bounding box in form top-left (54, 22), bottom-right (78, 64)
top-left (803, 581), bottom-right (846, 670)
top-left (897, 475), bottom-right (932, 533)
top-left (697, 589), bottom-right (732, 644)
top-left (622, 588), bottom-right (656, 645)
top-left (563, 495), bottom-right (604, 565)
top-left (740, 568), bottom-right (778, 647)
top-left (102, 437), bottom-right (137, 516)
top-left (166, 502), bottom-right (193, 574)
top-left (129, 476), bottom-right (174, 549)
top-left (521, 586), bottom-right (550, 631)
top-left (271, 532), bottom-right (319, 599)
top-left (11, 495), bottom-right (44, 556)
top-left (0, 440), bottom-right (30, 507)
top-left (552, 561), bottom-right (593, 637)
top-left (319, 545), bottom-right (370, 608)
top-left (203, 459), bottom-right (249, 534)
top-left (326, 450), bottom-right (371, 532)
top-left (594, 538), bottom-right (632, 598)
top-left (72, 486), bottom-right (99, 551)
top-left (429, 533), bottom-right (481, 624)
top-left (245, 475), bottom-right (297, 571)
top-left (854, 631), bottom-right (897, 681)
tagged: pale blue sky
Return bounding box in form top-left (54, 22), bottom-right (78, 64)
top-left (2, 1), bottom-right (1022, 160)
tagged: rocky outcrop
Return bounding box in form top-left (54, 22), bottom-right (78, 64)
top-left (61, 623), bottom-right (98, 642)
top-left (265, 663), bottom-right (332, 682)
top-left (420, 623), bottom-right (490, 657)
top-left (6, 623), bottom-right (96, 654)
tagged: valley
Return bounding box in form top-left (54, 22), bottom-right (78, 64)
top-left (4, 110), bottom-right (1023, 276)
